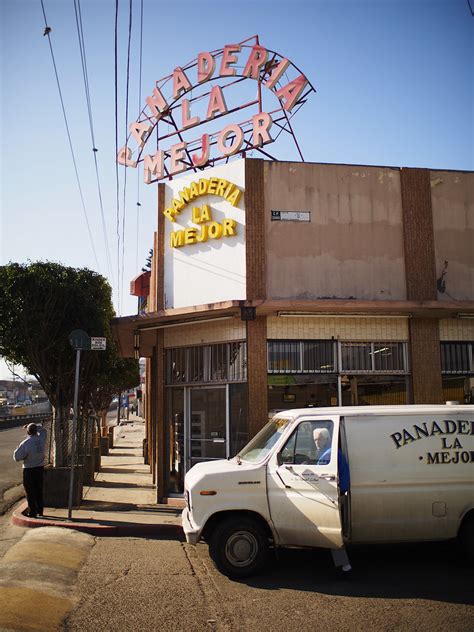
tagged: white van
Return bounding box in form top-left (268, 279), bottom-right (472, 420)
top-left (182, 405), bottom-right (474, 578)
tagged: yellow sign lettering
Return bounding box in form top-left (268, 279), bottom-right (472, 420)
top-left (223, 218), bottom-right (237, 236)
top-left (170, 230), bottom-right (184, 247)
top-left (185, 227), bottom-right (197, 244)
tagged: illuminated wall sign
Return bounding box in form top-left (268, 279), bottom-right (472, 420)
top-left (166, 177), bottom-right (242, 249)
top-left (117, 35), bottom-right (315, 182)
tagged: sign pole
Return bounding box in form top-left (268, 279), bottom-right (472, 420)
top-left (67, 348), bottom-right (81, 520)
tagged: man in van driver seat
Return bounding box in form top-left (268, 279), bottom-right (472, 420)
top-left (313, 427), bottom-right (352, 578)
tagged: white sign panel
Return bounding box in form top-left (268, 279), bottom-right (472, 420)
top-left (164, 160), bottom-right (246, 310)
top-left (90, 337), bottom-right (107, 351)
top-left (271, 210), bottom-right (311, 222)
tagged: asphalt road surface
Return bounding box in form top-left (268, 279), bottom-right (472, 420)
top-left (66, 536), bottom-right (474, 632)
top-left (0, 423), bottom-right (26, 508)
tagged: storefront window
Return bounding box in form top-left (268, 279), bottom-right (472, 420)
top-left (441, 342), bottom-right (473, 403)
top-left (165, 388), bottom-right (184, 495)
top-left (268, 375), bottom-right (338, 412)
top-left (441, 342), bottom-right (473, 374)
top-left (166, 342), bottom-right (247, 385)
top-left (268, 340), bottom-right (337, 373)
top-left (340, 375), bottom-right (408, 406)
top-left (341, 341), bottom-right (407, 373)
top-left (442, 376), bottom-right (473, 404)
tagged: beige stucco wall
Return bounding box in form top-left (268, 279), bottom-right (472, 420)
top-left (431, 170), bottom-right (474, 302)
top-left (163, 317), bottom-right (246, 348)
top-left (267, 316), bottom-right (409, 341)
top-left (439, 318), bottom-right (474, 341)
top-left (264, 162), bottom-right (406, 301)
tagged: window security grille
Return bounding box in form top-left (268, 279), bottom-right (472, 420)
top-left (340, 342), bottom-right (408, 373)
top-left (166, 342), bottom-right (247, 384)
top-left (268, 340), bottom-right (336, 374)
top-left (441, 342), bottom-right (473, 375)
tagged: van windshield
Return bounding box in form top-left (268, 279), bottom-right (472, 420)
top-left (238, 416), bottom-right (292, 463)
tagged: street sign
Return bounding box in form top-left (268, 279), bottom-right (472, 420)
top-left (90, 337), bottom-right (107, 351)
top-left (69, 330), bottom-right (91, 350)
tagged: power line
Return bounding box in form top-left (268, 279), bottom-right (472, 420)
top-left (39, 0), bottom-right (100, 271)
top-left (114, 0), bottom-right (121, 313)
top-left (135, 0), bottom-right (144, 274)
top-left (73, 0), bottom-right (116, 291)
top-left (120, 0), bottom-right (133, 316)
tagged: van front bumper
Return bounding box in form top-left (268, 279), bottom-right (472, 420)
top-left (182, 508), bottom-right (200, 545)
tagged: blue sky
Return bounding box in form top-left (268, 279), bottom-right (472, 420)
top-left (1, 0), bottom-right (473, 379)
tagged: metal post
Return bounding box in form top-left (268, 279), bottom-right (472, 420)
top-left (68, 348), bottom-right (81, 520)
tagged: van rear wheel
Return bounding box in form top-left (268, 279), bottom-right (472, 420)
top-left (209, 516), bottom-right (269, 579)
top-left (458, 514), bottom-right (474, 563)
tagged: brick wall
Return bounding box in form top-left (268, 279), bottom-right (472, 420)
top-left (401, 168), bottom-right (443, 403)
top-left (439, 318), bottom-right (474, 341)
top-left (245, 159), bottom-right (266, 300)
top-left (155, 329), bottom-right (166, 503)
top-left (163, 318), bottom-right (246, 347)
top-left (247, 316), bottom-right (268, 437)
top-left (156, 183), bottom-right (165, 312)
top-left (409, 318), bottom-right (444, 403)
top-left (400, 168), bottom-right (437, 301)
top-left (267, 316), bottom-right (409, 340)
top-left (245, 159), bottom-right (268, 436)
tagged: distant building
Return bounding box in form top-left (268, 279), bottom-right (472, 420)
top-left (113, 158), bottom-right (474, 501)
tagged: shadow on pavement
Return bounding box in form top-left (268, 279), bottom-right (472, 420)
top-left (240, 541), bottom-right (474, 606)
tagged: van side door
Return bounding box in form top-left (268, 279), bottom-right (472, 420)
top-left (266, 416), bottom-right (344, 549)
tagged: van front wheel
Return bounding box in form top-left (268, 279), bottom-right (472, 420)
top-left (209, 517), bottom-right (269, 578)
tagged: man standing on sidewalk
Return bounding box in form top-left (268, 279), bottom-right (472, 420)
top-left (13, 423), bottom-right (47, 518)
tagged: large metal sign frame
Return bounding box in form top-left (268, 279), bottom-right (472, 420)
top-left (118, 35), bottom-right (316, 182)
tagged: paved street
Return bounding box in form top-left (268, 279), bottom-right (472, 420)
top-left (0, 421), bottom-right (473, 631)
top-left (64, 536), bottom-right (473, 632)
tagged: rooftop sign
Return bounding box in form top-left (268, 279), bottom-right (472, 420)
top-left (117, 35), bottom-right (315, 182)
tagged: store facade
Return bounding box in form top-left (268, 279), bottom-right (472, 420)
top-left (113, 158), bottom-right (474, 500)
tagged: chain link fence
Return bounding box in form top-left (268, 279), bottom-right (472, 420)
top-left (43, 414), bottom-right (99, 467)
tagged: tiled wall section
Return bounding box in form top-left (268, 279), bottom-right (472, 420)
top-left (266, 316), bottom-right (409, 340)
top-left (439, 319), bottom-right (474, 341)
top-left (163, 317), bottom-right (246, 348)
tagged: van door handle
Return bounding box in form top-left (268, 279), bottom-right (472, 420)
top-left (319, 474), bottom-right (336, 481)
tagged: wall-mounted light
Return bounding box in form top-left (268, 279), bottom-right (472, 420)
top-left (133, 331), bottom-right (140, 359)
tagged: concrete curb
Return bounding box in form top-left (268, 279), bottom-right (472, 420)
top-left (0, 486), bottom-right (24, 516)
top-left (11, 501), bottom-right (184, 539)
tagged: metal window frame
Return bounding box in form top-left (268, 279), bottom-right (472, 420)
top-left (441, 341), bottom-right (474, 375)
top-left (267, 339), bottom-right (338, 374)
top-left (340, 341), bottom-right (408, 374)
top-left (165, 341), bottom-right (247, 385)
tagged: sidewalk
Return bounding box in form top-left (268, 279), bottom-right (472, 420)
top-left (11, 418), bottom-right (184, 538)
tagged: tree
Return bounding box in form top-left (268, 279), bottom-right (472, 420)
top-left (89, 349), bottom-right (140, 426)
top-left (0, 262), bottom-right (138, 465)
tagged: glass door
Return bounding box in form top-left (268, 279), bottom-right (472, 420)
top-left (187, 386), bottom-right (228, 470)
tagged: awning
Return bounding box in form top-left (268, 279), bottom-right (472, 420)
top-left (111, 298), bottom-right (474, 358)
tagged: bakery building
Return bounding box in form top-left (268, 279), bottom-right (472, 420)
top-left (113, 157), bottom-right (474, 501)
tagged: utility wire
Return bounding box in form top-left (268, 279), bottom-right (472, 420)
top-left (120, 0), bottom-right (133, 315)
top-left (114, 0), bottom-right (121, 313)
top-left (73, 0), bottom-right (116, 291)
top-left (135, 0), bottom-right (144, 273)
top-left (40, 0), bottom-right (100, 271)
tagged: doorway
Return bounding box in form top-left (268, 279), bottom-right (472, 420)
top-left (187, 386), bottom-right (228, 471)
